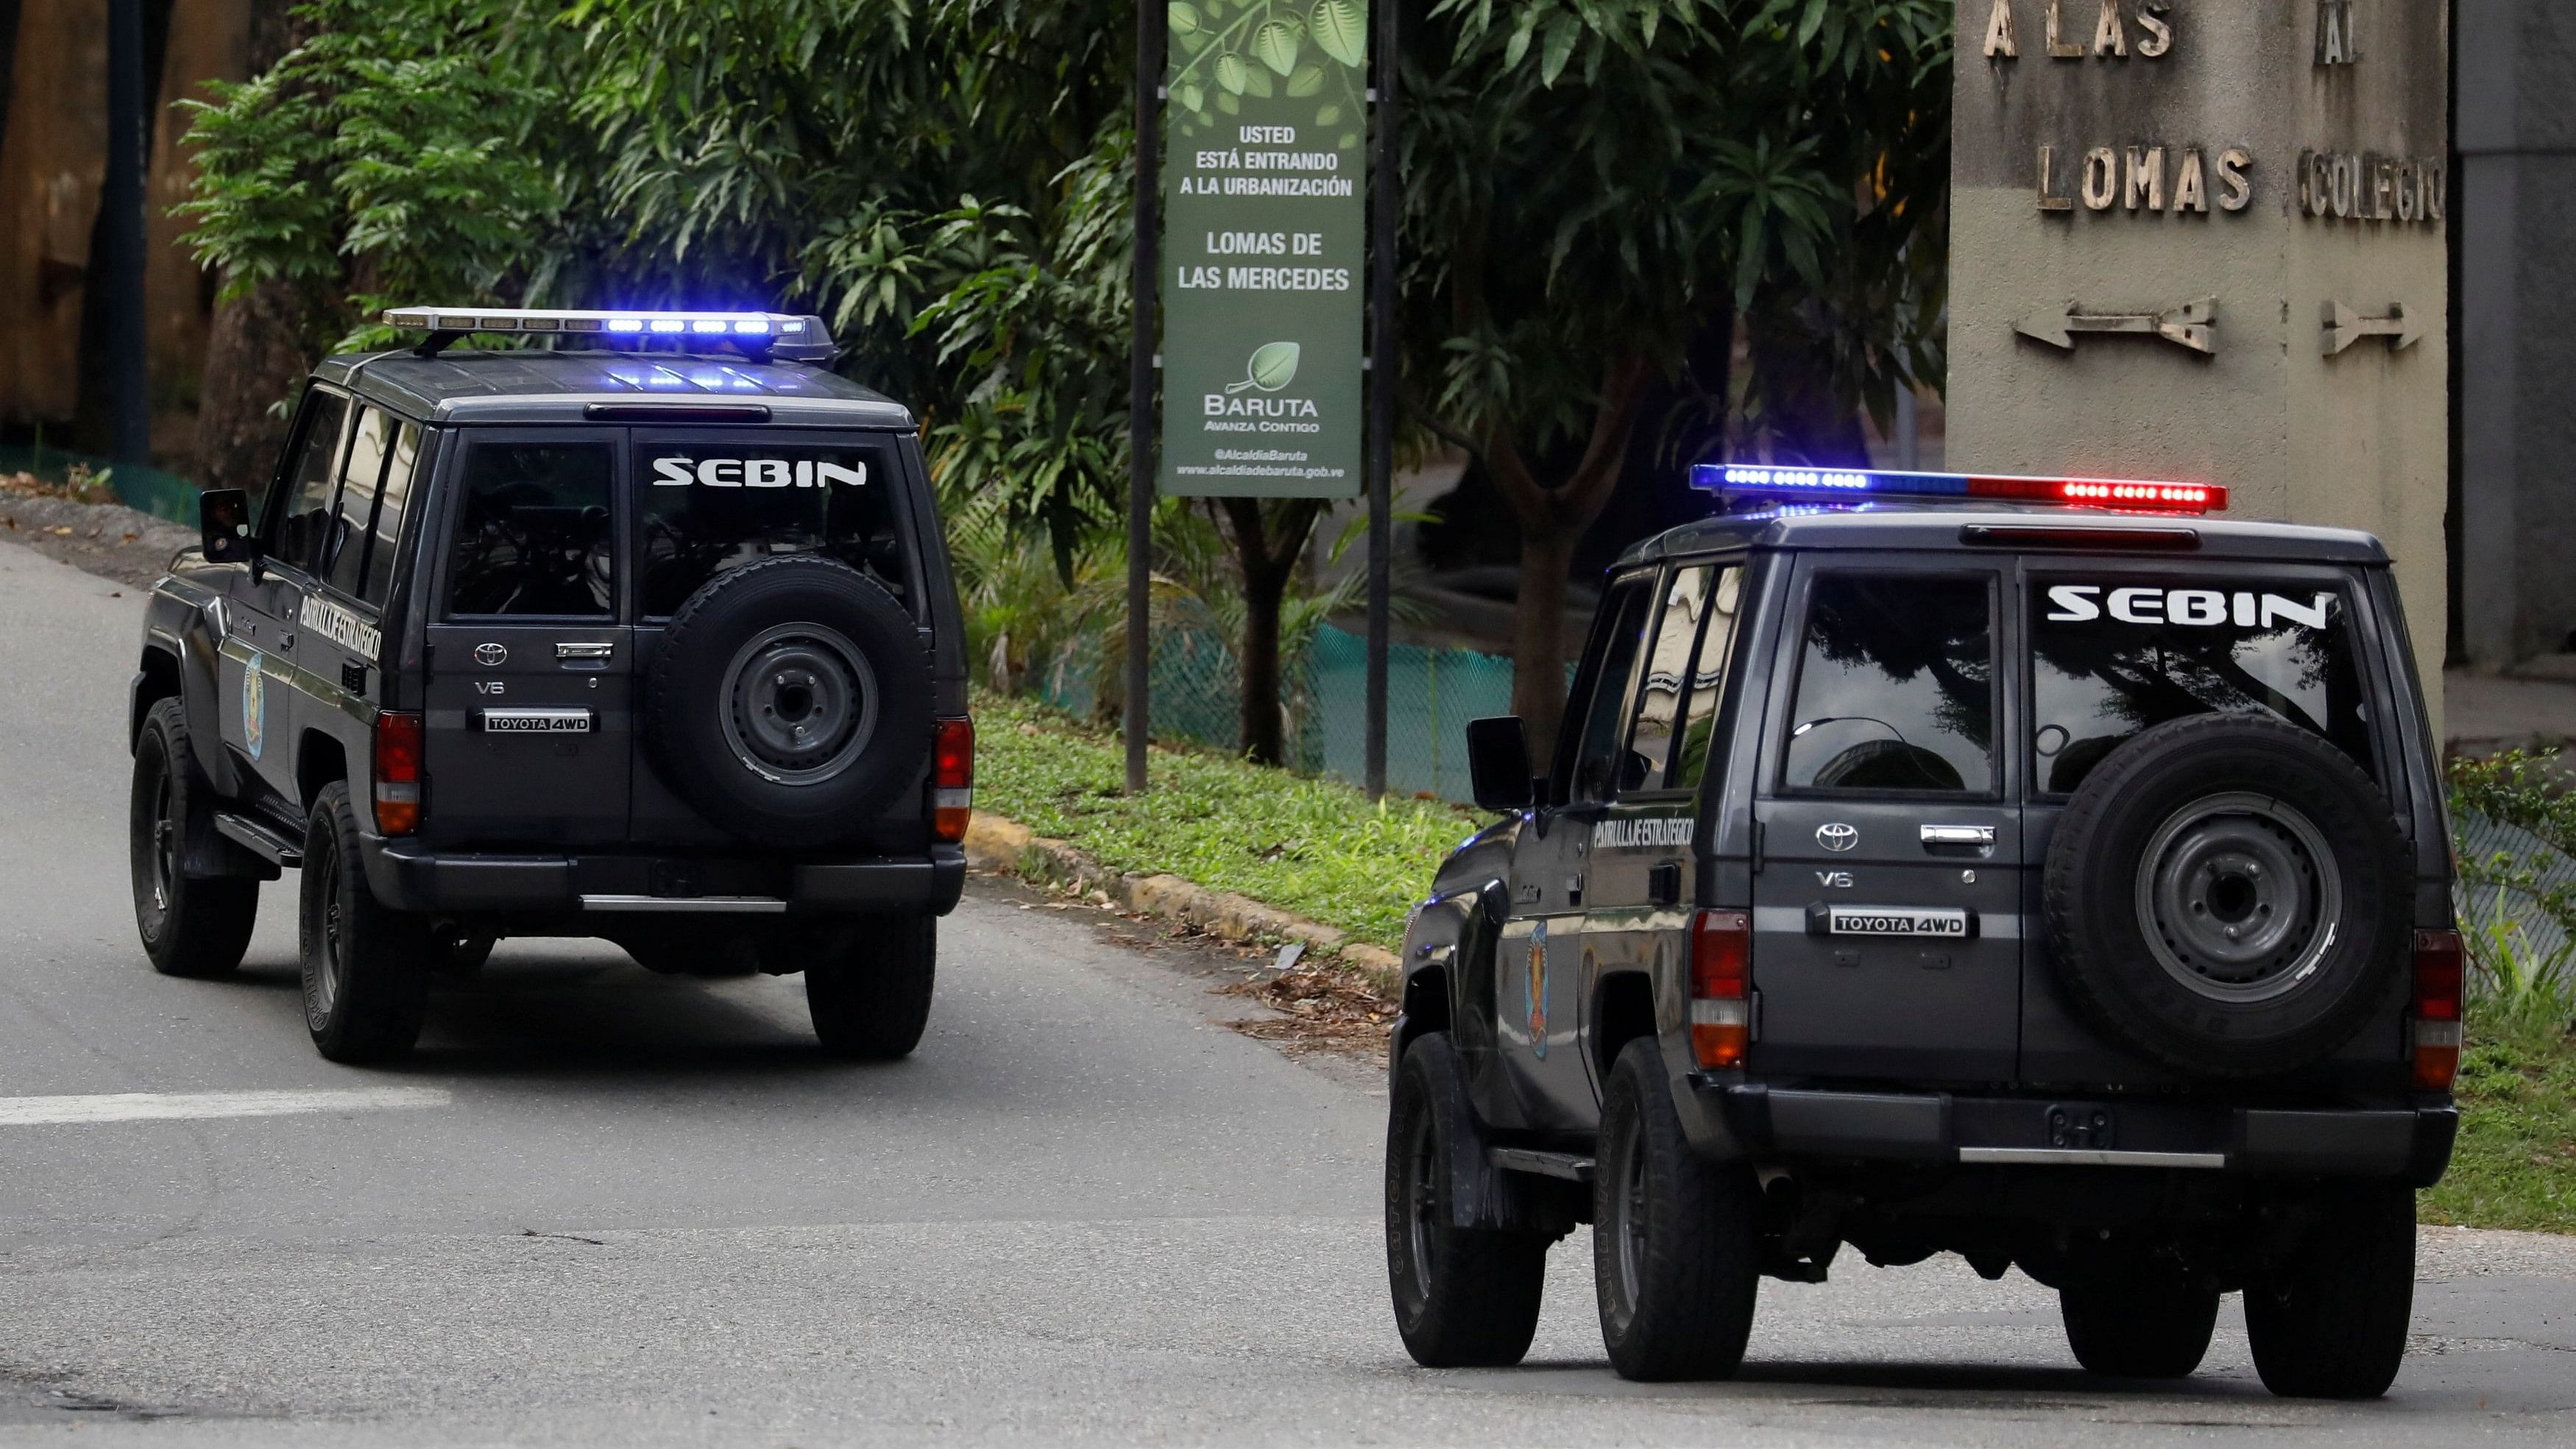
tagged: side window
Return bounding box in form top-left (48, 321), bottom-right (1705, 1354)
top-left (270, 389), bottom-right (350, 575)
top-left (1781, 573), bottom-right (1995, 795)
top-left (1668, 567), bottom-right (1745, 792)
top-left (1622, 566), bottom-right (1716, 794)
top-left (447, 442), bottom-right (616, 617)
top-left (1565, 580), bottom-right (1655, 804)
top-left (323, 407), bottom-right (394, 597)
top-left (358, 423), bottom-right (421, 606)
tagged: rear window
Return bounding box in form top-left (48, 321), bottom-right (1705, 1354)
top-left (636, 441), bottom-right (907, 617)
top-left (2031, 578), bottom-right (2375, 795)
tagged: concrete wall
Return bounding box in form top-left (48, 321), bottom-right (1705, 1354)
top-left (0, 0), bottom-right (110, 425)
top-left (1949, 1), bottom-right (2452, 721)
top-left (2458, 0), bottom-right (2576, 667)
top-left (1, 0), bottom-right (251, 436)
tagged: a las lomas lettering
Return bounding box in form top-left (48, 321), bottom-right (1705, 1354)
top-left (650, 458), bottom-right (866, 488)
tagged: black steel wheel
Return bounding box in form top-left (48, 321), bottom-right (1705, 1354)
top-left (128, 698), bottom-right (256, 978)
top-left (644, 557), bottom-right (930, 847)
top-left (1593, 1038), bottom-right (1760, 1382)
top-left (1384, 1032), bottom-right (1546, 1368)
top-left (299, 782), bottom-right (432, 1063)
top-left (2043, 714), bottom-right (2410, 1077)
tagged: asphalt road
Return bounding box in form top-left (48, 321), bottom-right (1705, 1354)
top-left (1, 534), bottom-right (2571, 1448)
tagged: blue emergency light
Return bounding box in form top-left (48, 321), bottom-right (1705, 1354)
top-left (379, 308), bottom-right (835, 364)
top-left (1690, 464), bottom-right (2227, 515)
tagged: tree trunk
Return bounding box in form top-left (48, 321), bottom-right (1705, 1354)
top-left (194, 275), bottom-right (316, 490)
top-left (1511, 528), bottom-right (1577, 760)
top-left (1219, 496), bottom-right (1321, 768)
top-left (191, 0), bottom-right (316, 491)
top-left (1239, 550), bottom-right (1289, 765)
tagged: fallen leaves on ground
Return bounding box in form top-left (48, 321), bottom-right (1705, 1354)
top-left (1221, 958), bottom-right (1395, 1057)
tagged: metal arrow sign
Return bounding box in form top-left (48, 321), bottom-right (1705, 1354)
top-left (2017, 297), bottom-right (2218, 355)
top-left (2322, 300), bottom-right (2424, 356)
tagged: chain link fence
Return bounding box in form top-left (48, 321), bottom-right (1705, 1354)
top-left (1039, 621), bottom-right (1531, 801)
top-left (2453, 807), bottom-right (2576, 963)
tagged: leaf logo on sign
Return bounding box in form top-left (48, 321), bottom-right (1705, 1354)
top-left (1253, 21), bottom-right (1302, 74)
top-left (1310, 0), bottom-right (1366, 68)
top-left (1227, 341), bottom-right (1302, 394)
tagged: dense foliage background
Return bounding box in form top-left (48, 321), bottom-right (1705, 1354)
top-left (179, 0), bottom-right (1953, 750)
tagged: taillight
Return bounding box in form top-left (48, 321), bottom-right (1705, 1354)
top-left (932, 716), bottom-right (973, 843)
top-left (1690, 910), bottom-right (1752, 1070)
top-left (372, 711), bottom-right (424, 836)
top-left (2411, 928), bottom-right (2463, 1091)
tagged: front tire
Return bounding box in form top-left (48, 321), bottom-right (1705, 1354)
top-left (1593, 1038), bottom-right (1760, 1382)
top-left (129, 698), bottom-right (257, 977)
top-left (1384, 1032), bottom-right (1548, 1368)
top-left (2246, 1184), bottom-right (2416, 1399)
top-left (2061, 1261), bottom-right (2219, 1378)
top-left (804, 913), bottom-right (935, 1059)
top-left (300, 782), bottom-right (431, 1064)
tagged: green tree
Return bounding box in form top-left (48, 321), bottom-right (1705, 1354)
top-left (1400, 0), bottom-right (1950, 751)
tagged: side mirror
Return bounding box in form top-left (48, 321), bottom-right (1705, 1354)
top-left (1465, 716), bottom-right (1537, 812)
top-left (198, 488), bottom-right (256, 565)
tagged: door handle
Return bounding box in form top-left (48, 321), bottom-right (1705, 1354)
top-left (1920, 824), bottom-right (1996, 848)
top-left (556, 641), bottom-right (615, 660)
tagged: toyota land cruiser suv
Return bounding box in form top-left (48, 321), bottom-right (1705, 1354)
top-left (128, 308), bottom-right (970, 1064)
top-left (1384, 466), bottom-right (2460, 1400)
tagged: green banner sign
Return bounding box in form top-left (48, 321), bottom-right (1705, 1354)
top-left (1158, 0), bottom-right (1369, 499)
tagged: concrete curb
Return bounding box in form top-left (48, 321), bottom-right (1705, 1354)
top-left (961, 814), bottom-right (1402, 989)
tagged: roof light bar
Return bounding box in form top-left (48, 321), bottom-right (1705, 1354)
top-left (378, 308), bottom-right (829, 363)
top-left (1691, 464), bottom-right (2227, 515)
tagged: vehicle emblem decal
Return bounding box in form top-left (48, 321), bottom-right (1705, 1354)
top-left (1818, 823), bottom-right (1858, 853)
top-left (241, 653), bottom-right (266, 760)
top-left (474, 642), bottom-right (509, 667)
top-left (1525, 921), bottom-right (1549, 1060)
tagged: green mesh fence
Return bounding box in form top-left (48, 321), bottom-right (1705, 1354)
top-left (1038, 621), bottom-right (1534, 803)
top-left (0, 442), bottom-right (203, 526)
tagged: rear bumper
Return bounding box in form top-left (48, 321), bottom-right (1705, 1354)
top-left (358, 839), bottom-right (966, 918)
top-left (1682, 1078), bottom-right (2458, 1187)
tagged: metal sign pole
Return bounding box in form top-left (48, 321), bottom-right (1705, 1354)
top-left (1364, 0), bottom-right (1399, 801)
top-left (1126, 6), bottom-right (1166, 796)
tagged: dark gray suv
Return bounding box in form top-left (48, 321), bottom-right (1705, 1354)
top-left (128, 308), bottom-right (971, 1063)
top-left (1386, 467), bottom-right (2460, 1400)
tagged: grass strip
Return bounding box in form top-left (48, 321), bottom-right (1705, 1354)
top-left (2427, 1016), bottom-right (2576, 1234)
top-left (972, 690), bottom-right (1481, 951)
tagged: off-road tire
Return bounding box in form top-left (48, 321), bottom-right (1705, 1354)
top-left (1593, 1039), bottom-right (1761, 1382)
top-left (804, 913), bottom-right (935, 1059)
top-left (130, 698), bottom-right (257, 977)
top-left (299, 783), bottom-right (432, 1063)
top-left (2062, 1264), bottom-right (2220, 1378)
top-left (2043, 713), bottom-right (2411, 1077)
top-left (1384, 1032), bottom-right (1548, 1368)
top-left (644, 556), bottom-right (931, 848)
top-left (2246, 1184), bottom-right (2417, 1399)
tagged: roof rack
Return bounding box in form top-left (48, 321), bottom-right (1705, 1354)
top-left (378, 308), bottom-right (836, 365)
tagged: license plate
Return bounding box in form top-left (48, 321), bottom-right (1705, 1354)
top-left (1810, 904), bottom-right (1974, 938)
top-left (478, 707), bottom-right (593, 734)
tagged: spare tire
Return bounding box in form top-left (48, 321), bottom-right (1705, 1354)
top-left (644, 556), bottom-right (930, 846)
top-left (2042, 713), bottom-right (2410, 1078)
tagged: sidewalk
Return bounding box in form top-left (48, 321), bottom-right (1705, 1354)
top-left (2447, 669), bottom-right (2576, 757)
